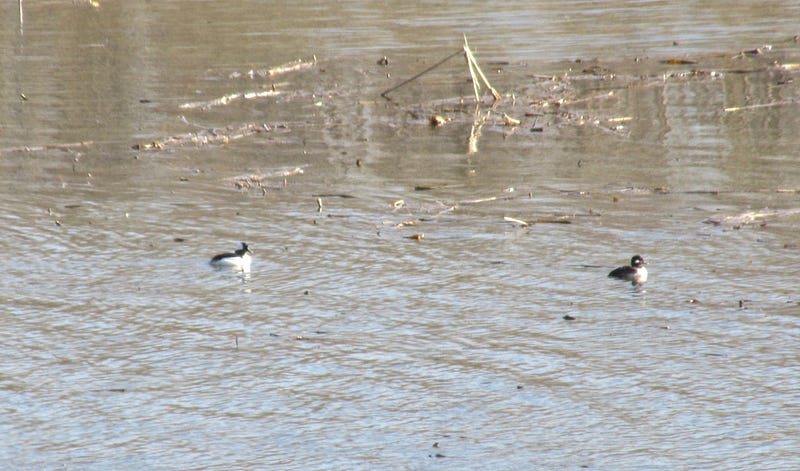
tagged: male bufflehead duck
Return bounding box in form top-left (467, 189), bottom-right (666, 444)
top-left (608, 255), bottom-right (648, 284)
top-left (210, 242), bottom-right (252, 272)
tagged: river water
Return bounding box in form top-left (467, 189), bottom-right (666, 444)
top-left (1, 1), bottom-right (799, 470)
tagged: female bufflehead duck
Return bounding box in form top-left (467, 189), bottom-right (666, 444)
top-left (608, 255), bottom-right (648, 284)
top-left (210, 242), bottom-right (252, 272)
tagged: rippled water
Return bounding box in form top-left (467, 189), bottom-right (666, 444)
top-left (2, 1), bottom-right (799, 470)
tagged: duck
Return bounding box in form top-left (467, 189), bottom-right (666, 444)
top-left (210, 242), bottom-right (252, 272)
top-left (608, 255), bottom-right (647, 284)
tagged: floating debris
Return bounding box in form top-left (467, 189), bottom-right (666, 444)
top-left (534, 217), bottom-right (572, 224)
top-left (724, 98), bottom-right (799, 113)
top-left (229, 167), bottom-right (307, 190)
top-left (704, 208), bottom-right (800, 226)
top-left (607, 116), bottom-right (633, 123)
top-left (503, 216), bottom-right (529, 227)
top-left (502, 113), bottom-right (521, 126)
top-left (312, 193), bottom-right (356, 198)
top-left (179, 89), bottom-right (283, 110)
top-left (430, 115), bottom-right (447, 127)
top-left (503, 215), bottom-right (571, 226)
top-left (376, 38), bottom-right (800, 149)
top-left (133, 123), bottom-right (273, 151)
top-left (228, 58), bottom-right (316, 79)
top-left (660, 59), bottom-right (698, 65)
top-left (0, 141), bottom-right (92, 155)
top-left (740, 44), bottom-right (772, 56)
top-left (775, 63), bottom-right (800, 71)
top-left (267, 57), bottom-right (316, 75)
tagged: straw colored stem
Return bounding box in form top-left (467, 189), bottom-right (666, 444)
top-left (463, 35), bottom-right (502, 101)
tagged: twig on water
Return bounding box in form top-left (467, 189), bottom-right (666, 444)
top-left (380, 49), bottom-right (463, 99)
top-left (380, 36), bottom-right (502, 103)
top-left (503, 216), bottom-right (529, 227)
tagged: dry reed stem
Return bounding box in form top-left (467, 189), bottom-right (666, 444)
top-left (463, 35), bottom-right (502, 102)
